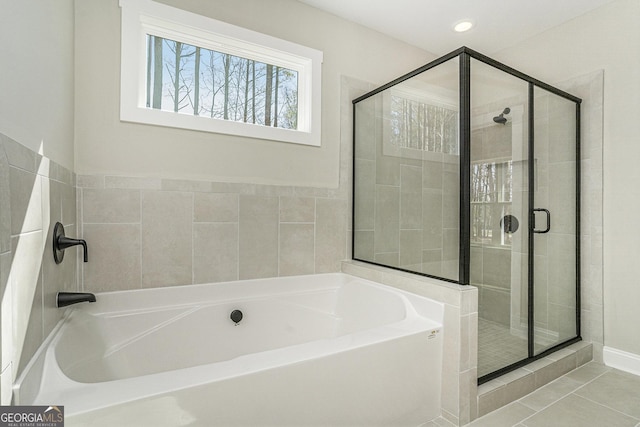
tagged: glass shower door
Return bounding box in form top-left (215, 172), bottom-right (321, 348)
top-left (352, 47), bottom-right (581, 383)
top-left (532, 87), bottom-right (579, 353)
top-left (470, 59), bottom-right (530, 377)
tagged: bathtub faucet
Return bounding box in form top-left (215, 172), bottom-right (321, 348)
top-left (57, 292), bottom-right (96, 308)
top-left (53, 222), bottom-right (88, 264)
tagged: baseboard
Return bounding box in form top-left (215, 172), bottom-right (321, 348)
top-left (603, 346), bottom-right (640, 376)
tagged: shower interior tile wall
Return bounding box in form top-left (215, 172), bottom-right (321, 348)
top-left (0, 134), bottom-right (78, 404)
top-left (77, 176), bottom-right (349, 292)
top-left (353, 96), bottom-right (460, 279)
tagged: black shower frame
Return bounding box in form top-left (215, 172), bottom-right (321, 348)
top-left (351, 46), bottom-right (582, 384)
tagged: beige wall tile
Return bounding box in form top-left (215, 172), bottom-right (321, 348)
top-left (315, 198), bottom-right (347, 273)
top-left (194, 193), bottom-right (239, 223)
top-left (142, 191), bottom-right (192, 287)
top-left (76, 174), bottom-right (104, 189)
top-left (105, 175), bottom-right (161, 190)
top-left (353, 230), bottom-right (374, 260)
top-left (193, 223), bottom-right (238, 284)
top-left (279, 223), bottom-right (315, 276)
top-left (400, 165), bottom-right (423, 229)
top-left (279, 196), bottom-right (315, 223)
top-left (10, 167), bottom-right (42, 235)
top-left (239, 195), bottom-right (279, 279)
top-left (422, 190), bottom-right (443, 250)
top-left (374, 185), bottom-right (399, 253)
top-left (0, 145), bottom-right (10, 253)
top-left (353, 159), bottom-right (375, 231)
top-left (41, 179), bottom-right (61, 232)
top-left (423, 159), bottom-right (443, 190)
top-left (376, 151), bottom-right (402, 186)
top-left (161, 178), bottom-right (212, 193)
top-left (3, 136), bottom-right (35, 172)
top-left (10, 233), bottom-right (43, 378)
top-left (480, 287), bottom-right (510, 325)
top-left (83, 223), bottom-right (141, 292)
top-left (82, 188), bottom-right (141, 224)
top-left (61, 182), bottom-right (76, 225)
top-left (399, 229), bottom-right (422, 268)
top-left (482, 247), bottom-right (511, 289)
top-left (354, 97), bottom-right (376, 161)
top-left (374, 252), bottom-right (399, 266)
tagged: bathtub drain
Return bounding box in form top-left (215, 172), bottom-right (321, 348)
top-left (230, 309), bottom-right (243, 324)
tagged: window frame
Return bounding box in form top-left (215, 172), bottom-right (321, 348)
top-left (119, 0), bottom-right (323, 146)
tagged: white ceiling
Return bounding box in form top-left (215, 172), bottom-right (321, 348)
top-left (297, 0), bottom-right (618, 55)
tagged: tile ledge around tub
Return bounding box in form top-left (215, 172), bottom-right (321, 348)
top-left (341, 260), bottom-right (477, 309)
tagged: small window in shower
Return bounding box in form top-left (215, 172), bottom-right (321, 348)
top-left (388, 95), bottom-right (458, 154)
top-left (381, 83), bottom-right (459, 162)
top-left (471, 160), bottom-right (513, 246)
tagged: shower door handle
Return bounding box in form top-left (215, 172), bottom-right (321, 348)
top-left (532, 208), bottom-right (551, 233)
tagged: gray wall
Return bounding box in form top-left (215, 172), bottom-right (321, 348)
top-left (496, 0), bottom-right (622, 359)
top-left (0, 0), bottom-right (76, 403)
top-left (74, 0), bottom-right (433, 187)
top-left (0, 135), bottom-right (78, 403)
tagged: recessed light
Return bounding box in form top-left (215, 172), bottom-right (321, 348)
top-left (453, 20), bottom-right (474, 33)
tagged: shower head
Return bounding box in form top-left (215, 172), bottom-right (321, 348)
top-left (493, 107), bottom-right (511, 125)
top-left (493, 114), bottom-right (507, 124)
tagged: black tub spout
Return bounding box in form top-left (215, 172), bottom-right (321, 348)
top-left (57, 292), bottom-right (96, 308)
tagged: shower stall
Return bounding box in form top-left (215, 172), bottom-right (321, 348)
top-left (352, 47), bottom-right (581, 383)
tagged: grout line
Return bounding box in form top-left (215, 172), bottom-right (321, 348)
top-left (313, 197), bottom-right (317, 274)
top-left (573, 392), bottom-right (640, 422)
top-left (236, 195), bottom-right (240, 280)
top-left (515, 364), bottom-right (613, 423)
top-left (191, 191), bottom-right (195, 285)
top-left (139, 190), bottom-right (143, 289)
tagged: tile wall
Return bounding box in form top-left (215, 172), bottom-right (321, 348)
top-left (0, 134), bottom-right (77, 404)
top-left (76, 176), bottom-right (348, 292)
top-left (353, 96), bottom-right (460, 281)
top-left (561, 70), bottom-right (604, 362)
top-left (469, 119), bottom-right (516, 328)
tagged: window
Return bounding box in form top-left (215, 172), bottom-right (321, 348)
top-left (381, 82), bottom-right (459, 161)
top-left (471, 160), bottom-right (513, 246)
top-left (120, 0), bottom-right (323, 146)
top-left (388, 95), bottom-right (458, 154)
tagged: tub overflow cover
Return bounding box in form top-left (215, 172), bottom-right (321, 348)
top-left (230, 309), bottom-right (243, 324)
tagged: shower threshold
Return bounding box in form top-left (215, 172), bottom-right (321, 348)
top-left (476, 341), bottom-right (592, 418)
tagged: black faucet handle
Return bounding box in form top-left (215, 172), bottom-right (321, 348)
top-left (53, 222), bottom-right (88, 264)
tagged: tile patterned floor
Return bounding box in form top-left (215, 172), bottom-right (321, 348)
top-left (422, 362), bottom-right (640, 427)
top-left (478, 319), bottom-right (529, 377)
top-left (478, 318), bottom-right (546, 378)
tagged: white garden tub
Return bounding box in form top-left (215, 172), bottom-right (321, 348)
top-left (15, 273), bottom-right (444, 426)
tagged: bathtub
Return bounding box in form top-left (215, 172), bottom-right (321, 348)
top-left (14, 273), bottom-right (444, 426)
